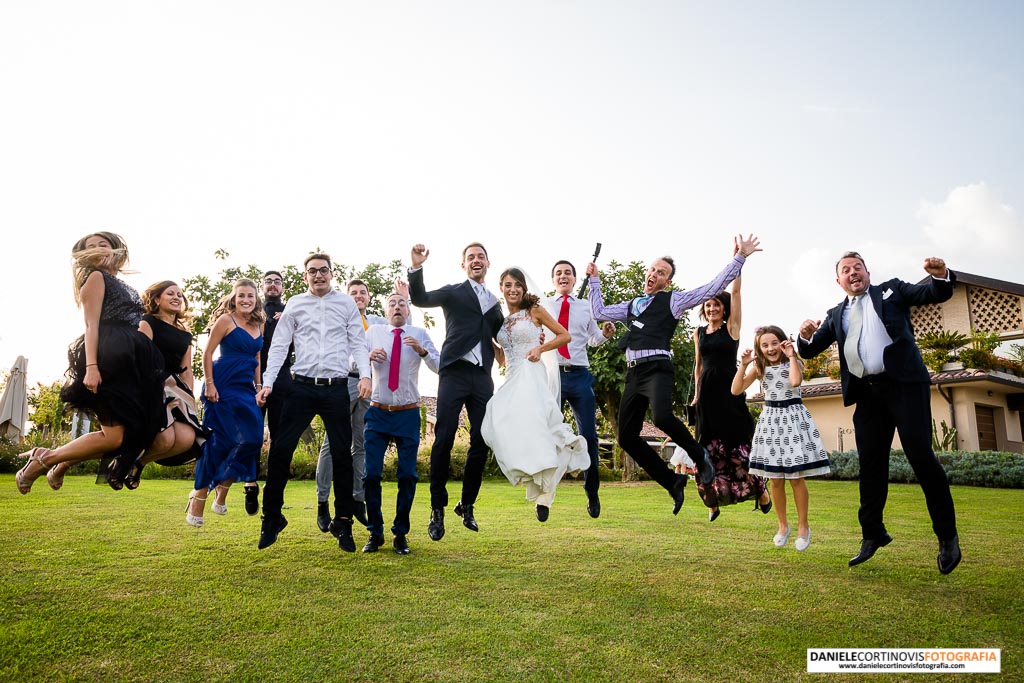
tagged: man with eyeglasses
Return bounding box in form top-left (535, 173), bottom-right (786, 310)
top-left (239, 270), bottom-right (293, 516)
top-left (314, 278), bottom-right (388, 533)
top-left (256, 253), bottom-right (371, 553)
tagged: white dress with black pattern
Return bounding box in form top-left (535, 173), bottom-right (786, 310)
top-left (749, 363), bottom-right (831, 479)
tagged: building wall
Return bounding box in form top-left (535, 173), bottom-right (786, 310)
top-left (803, 381), bottom-right (1024, 454)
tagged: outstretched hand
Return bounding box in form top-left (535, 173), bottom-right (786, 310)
top-left (781, 339), bottom-right (796, 358)
top-left (735, 234), bottom-right (762, 258)
top-left (395, 278), bottom-right (410, 300)
top-left (740, 348), bottom-right (754, 365)
top-left (585, 262), bottom-right (598, 278)
top-left (923, 257), bottom-right (948, 279)
top-left (411, 244), bottom-right (429, 269)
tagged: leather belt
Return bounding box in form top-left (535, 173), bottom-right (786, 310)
top-left (292, 373), bottom-right (345, 386)
top-left (370, 401), bottom-right (420, 412)
top-left (626, 355), bottom-right (671, 368)
top-left (559, 365), bottom-right (587, 373)
top-left (765, 398), bottom-right (803, 408)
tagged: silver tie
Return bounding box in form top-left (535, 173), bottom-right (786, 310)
top-left (476, 284), bottom-right (489, 312)
top-left (845, 295), bottom-right (866, 378)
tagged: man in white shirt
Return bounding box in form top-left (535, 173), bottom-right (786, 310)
top-left (361, 291), bottom-right (440, 555)
top-left (545, 260), bottom-right (615, 518)
top-left (256, 253), bottom-right (371, 553)
top-left (315, 278), bottom-right (388, 533)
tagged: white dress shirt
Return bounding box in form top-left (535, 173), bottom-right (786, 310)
top-left (366, 324), bottom-right (440, 405)
top-left (462, 280), bottom-right (497, 366)
top-left (543, 294), bottom-right (608, 367)
top-left (351, 311), bottom-right (388, 375)
top-left (841, 294), bottom-right (892, 377)
top-left (263, 289), bottom-right (371, 388)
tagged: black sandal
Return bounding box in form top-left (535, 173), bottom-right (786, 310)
top-left (123, 456), bottom-right (145, 490)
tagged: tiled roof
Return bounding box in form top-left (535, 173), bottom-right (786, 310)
top-left (918, 271), bottom-right (1024, 297)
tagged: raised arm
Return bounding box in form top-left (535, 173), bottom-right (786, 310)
top-left (726, 275), bottom-right (742, 340)
top-left (782, 339), bottom-right (802, 387)
top-left (731, 347), bottom-right (759, 395)
top-left (585, 262), bottom-right (629, 322)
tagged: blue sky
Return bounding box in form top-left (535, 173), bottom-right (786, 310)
top-left (1, 1), bottom-right (1021, 388)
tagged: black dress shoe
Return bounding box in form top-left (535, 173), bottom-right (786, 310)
top-left (316, 501), bottom-right (331, 533)
top-left (454, 500), bottom-right (479, 532)
top-left (353, 500), bottom-right (369, 527)
top-left (536, 505), bottom-right (549, 522)
top-left (393, 534), bottom-right (411, 555)
top-left (362, 534), bottom-right (385, 553)
top-left (671, 474), bottom-right (688, 515)
top-left (257, 514), bottom-right (288, 550)
top-left (243, 485), bottom-right (260, 516)
top-left (586, 491), bottom-right (600, 519)
top-left (329, 518), bottom-right (356, 552)
top-left (848, 532), bottom-right (893, 567)
top-left (696, 447), bottom-right (715, 486)
top-left (427, 508), bottom-right (445, 541)
top-left (937, 534), bottom-right (962, 575)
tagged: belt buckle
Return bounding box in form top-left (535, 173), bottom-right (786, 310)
top-left (314, 377), bottom-right (329, 386)
top-left (626, 359), bottom-right (637, 368)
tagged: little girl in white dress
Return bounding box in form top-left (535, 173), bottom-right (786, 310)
top-left (732, 325), bottom-right (831, 551)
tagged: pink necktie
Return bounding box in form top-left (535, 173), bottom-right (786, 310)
top-left (557, 296), bottom-right (571, 359)
top-left (388, 328), bottom-right (402, 391)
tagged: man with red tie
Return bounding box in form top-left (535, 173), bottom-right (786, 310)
top-left (544, 260), bottom-right (615, 517)
top-left (361, 290), bottom-right (439, 555)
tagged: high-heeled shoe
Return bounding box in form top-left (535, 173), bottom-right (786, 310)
top-left (123, 456), bottom-right (145, 490)
top-left (211, 485), bottom-right (228, 515)
top-left (15, 448), bottom-right (50, 494)
top-left (708, 508), bottom-right (720, 522)
top-left (46, 460), bottom-right (68, 491)
top-left (754, 492), bottom-right (772, 514)
top-left (106, 457), bottom-right (127, 491)
top-left (185, 491), bottom-right (207, 527)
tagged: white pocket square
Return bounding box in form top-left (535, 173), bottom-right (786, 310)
top-left (882, 289), bottom-right (893, 300)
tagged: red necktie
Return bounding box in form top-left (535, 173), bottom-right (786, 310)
top-left (557, 296), bottom-right (571, 360)
top-left (388, 328), bottom-right (402, 391)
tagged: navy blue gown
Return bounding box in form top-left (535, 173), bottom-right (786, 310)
top-left (194, 322), bottom-right (264, 489)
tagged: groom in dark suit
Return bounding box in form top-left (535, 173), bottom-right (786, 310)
top-left (409, 242), bottom-right (504, 540)
top-left (798, 252), bottom-right (960, 574)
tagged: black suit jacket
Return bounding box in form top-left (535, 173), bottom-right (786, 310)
top-left (797, 273), bottom-right (956, 406)
top-left (409, 268), bottom-right (504, 372)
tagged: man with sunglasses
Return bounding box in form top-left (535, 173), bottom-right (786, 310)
top-left (256, 253), bottom-right (371, 553)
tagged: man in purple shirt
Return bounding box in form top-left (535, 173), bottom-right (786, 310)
top-left (586, 235), bottom-right (761, 515)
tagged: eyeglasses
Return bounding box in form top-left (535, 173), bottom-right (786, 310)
top-left (263, 278), bottom-right (283, 285)
top-left (306, 267), bottom-right (332, 277)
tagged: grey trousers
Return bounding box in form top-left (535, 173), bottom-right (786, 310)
top-left (316, 376), bottom-right (368, 503)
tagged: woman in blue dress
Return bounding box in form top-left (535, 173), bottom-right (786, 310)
top-left (185, 279), bottom-right (265, 527)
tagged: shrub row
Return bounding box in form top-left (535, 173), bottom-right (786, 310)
top-left (826, 450), bottom-right (1024, 488)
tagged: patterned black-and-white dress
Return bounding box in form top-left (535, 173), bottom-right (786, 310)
top-left (748, 363), bottom-right (831, 479)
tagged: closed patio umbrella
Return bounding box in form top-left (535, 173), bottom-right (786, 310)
top-left (0, 356), bottom-right (29, 440)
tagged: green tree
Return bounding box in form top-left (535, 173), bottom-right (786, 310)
top-left (27, 381), bottom-right (69, 436)
top-left (584, 259), bottom-right (696, 479)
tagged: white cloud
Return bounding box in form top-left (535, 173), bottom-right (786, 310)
top-left (917, 183), bottom-right (1023, 272)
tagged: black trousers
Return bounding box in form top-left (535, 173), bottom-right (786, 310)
top-left (429, 361), bottom-right (493, 509)
top-left (259, 371), bottom-right (291, 478)
top-left (262, 381), bottom-right (353, 520)
top-left (852, 380), bottom-right (957, 541)
top-left (617, 359), bottom-right (701, 491)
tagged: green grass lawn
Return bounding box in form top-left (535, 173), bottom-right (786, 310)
top-left (0, 476), bottom-right (1019, 682)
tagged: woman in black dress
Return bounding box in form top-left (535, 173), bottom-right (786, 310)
top-left (15, 232), bottom-right (165, 493)
top-left (116, 280), bottom-right (210, 488)
top-left (689, 275), bottom-right (770, 520)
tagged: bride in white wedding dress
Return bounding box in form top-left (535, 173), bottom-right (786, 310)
top-left (481, 267), bottom-right (590, 522)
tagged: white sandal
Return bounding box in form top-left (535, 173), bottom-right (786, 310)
top-left (15, 448), bottom-right (50, 495)
top-left (211, 485), bottom-right (229, 515)
top-left (185, 491), bottom-right (207, 527)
